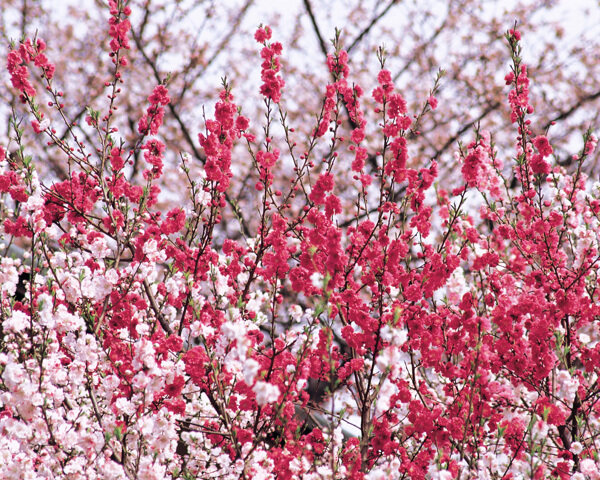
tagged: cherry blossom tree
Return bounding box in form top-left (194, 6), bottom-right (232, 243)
top-left (2, 1), bottom-right (600, 204)
top-left (1, 0), bottom-right (600, 479)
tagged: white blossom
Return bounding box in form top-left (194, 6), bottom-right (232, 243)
top-left (253, 381), bottom-right (280, 405)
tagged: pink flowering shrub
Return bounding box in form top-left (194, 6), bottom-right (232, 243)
top-left (1, 4), bottom-right (600, 479)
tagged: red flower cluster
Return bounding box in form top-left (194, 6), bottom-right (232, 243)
top-left (138, 84), bottom-right (170, 135)
top-left (108, 0), bottom-right (131, 54)
top-left (256, 26), bottom-right (285, 103)
top-left (198, 88), bottom-right (248, 193)
top-left (7, 38), bottom-right (55, 99)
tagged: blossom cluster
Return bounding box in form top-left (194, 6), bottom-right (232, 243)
top-left (7, 37), bottom-right (55, 100)
top-left (256, 26), bottom-right (285, 103)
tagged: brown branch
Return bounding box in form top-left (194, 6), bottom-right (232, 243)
top-left (393, 2), bottom-right (451, 82)
top-left (347, 0), bottom-right (399, 53)
top-left (544, 88), bottom-right (600, 130)
top-left (302, 0), bottom-right (328, 57)
top-left (143, 278), bottom-right (173, 335)
top-left (204, 0), bottom-right (254, 69)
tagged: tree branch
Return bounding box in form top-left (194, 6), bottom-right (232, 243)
top-left (347, 0), bottom-right (399, 53)
top-left (544, 88), bottom-right (600, 130)
top-left (302, 0), bottom-right (328, 57)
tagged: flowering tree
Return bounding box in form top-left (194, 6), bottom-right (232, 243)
top-left (2, 1), bottom-right (600, 193)
top-left (2, 1), bottom-right (600, 479)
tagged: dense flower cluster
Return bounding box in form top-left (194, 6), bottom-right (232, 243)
top-left (198, 88), bottom-right (248, 194)
top-left (108, 0), bottom-right (131, 55)
top-left (256, 26), bottom-right (285, 103)
top-left (7, 37), bottom-right (54, 100)
top-left (1, 12), bottom-right (600, 480)
top-left (138, 85), bottom-right (171, 137)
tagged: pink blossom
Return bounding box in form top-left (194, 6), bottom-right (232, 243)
top-left (428, 95), bottom-right (438, 109)
top-left (533, 135), bottom-right (553, 157)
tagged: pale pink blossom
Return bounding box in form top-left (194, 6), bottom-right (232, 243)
top-left (3, 310), bottom-right (28, 333)
top-left (253, 381), bottom-right (280, 405)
